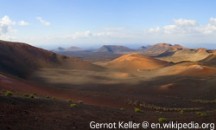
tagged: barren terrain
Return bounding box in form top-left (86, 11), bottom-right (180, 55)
top-left (1, 41), bottom-right (216, 130)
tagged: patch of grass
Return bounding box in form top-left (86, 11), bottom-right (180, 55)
top-left (196, 112), bottom-right (207, 117)
top-left (4, 90), bottom-right (13, 96)
top-left (158, 117), bottom-right (168, 123)
top-left (134, 107), bottom-right (142, 113)
top-left (139, 102), bottom-right (201, 112)
top-left (70, 103), bottom-right (77, 108)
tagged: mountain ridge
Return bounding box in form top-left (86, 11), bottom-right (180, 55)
top-left (0, 40), bottom-right (103, 78)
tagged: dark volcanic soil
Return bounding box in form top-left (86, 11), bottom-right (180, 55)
top-left (0, 95), bottom-right (216, 130)
top-left (1, 73), bottom-right (216, 130)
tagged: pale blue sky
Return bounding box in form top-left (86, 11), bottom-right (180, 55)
top-left (0, 0), bottom-right (216, 49)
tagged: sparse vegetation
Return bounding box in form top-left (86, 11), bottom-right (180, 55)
top-left (128, 100), bottom-right (202, 112)
top-left (138, 102), bottom-right (201, 112)
top-left (191, 99), bottom-right (216, 104)
top-left (70, 103), bottom-right (77, 108)
top-left (196, 112), bottom-right (207, 117)
top-left (134, 107), bottom-right (142, 113)
top-left (4, 90), bottom-right (13, 96)
top-left (158, 117), bottom-right (168, 123)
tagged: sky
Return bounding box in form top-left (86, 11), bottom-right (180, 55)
top-left (0, 0), bottom-right (216, 49)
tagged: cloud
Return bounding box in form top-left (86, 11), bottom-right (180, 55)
top-left (149, 27), bottom-right (160, 33)
top-left (22, 27), bottom-right (142, 47)
top-left (36, 17), bottom-right (51, 26)
top-left (0, 15), bottom-right (30, 40)
top-left (3, 16), bottom-right (216, 48)
top-left (174, 19), bottom-right (197, 26)
top-left (0, 16), bottom-right (15, 34)
top-left (18, 20), bottom-right (29, 26)
top-left (65, 30), bottom-right (111, 41)
top-left (65, 29), bottom-right (131, 40)
top-left (146, 18), bottom-right (216, 45)
top-left (0, 16), bottom-right (15, 26)
top-left (209, 17), bottom-right (216, 25)
top-left (148, 18), bottom-right (216, 35)
top-left (72, 30), bottom-right (92, 39)
top-left (200, 18), bottom-right (216, 34)
top-left (163, 25), bottom-right (177, 34)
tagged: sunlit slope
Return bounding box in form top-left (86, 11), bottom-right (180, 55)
top-left (106, 53), bottom-right (170, 71)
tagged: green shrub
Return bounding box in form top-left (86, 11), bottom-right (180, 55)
top-left (4, 90), bottom-right (13, 96)
top-left (158, 117), bottom-right (168, 123)
top-left (70, 103), bottom-right (77, 108)
top-left (196, 112), bottom-right (207, 117)
top-left (134, 107), bottom-right (142, 113)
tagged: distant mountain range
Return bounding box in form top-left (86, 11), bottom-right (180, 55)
top-left (53, 45), bottom-right (135, 54)
top-left (97, 45), bottom-right (135, 54)
top-left (52, 45), bottom-right (135, 62)
top-left (53, 43), bottom-right (215, 62)
top-left (1, 39), bottom-right (215, 79)
top-left (53, 46), bottom-right (83, 52)
top-left (53, 43), bottom-right (185, 55)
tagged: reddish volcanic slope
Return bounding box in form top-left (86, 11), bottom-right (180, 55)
top-left (0, 40), bottom-right (69, 77)
top-left (0, 40), bottom-right (103, 78)
top-left (106, 53), bottom-right (170, 71)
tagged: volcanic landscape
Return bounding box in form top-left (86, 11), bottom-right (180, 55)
top-left (1, 40), bottom-right (216, 130)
